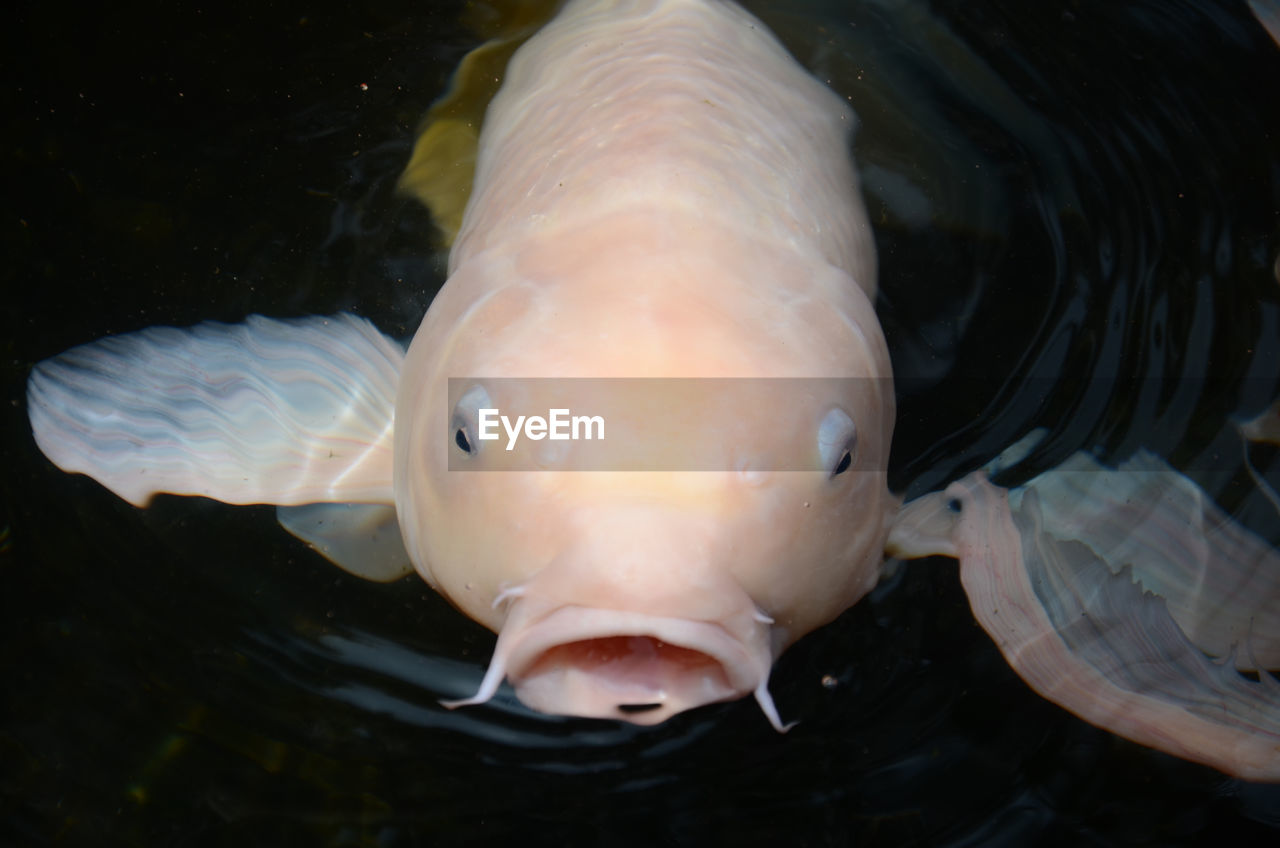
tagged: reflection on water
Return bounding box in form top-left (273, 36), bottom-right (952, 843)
top-left (4, 0), bottom-right (1280, 843)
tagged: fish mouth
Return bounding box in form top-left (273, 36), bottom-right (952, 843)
top-left (443, 605), bottom-right (788, 729)
top-left (515, 625), bottom-right (742, 725)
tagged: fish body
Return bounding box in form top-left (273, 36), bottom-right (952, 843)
top-left (28, 0), bottom-right (895, 728)
top-left (396, 0), bottom-right (894, 724)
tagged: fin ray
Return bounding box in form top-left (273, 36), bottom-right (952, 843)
top-left (27, 313), bottom-right (402, 507)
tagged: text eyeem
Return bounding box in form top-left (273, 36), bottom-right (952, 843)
top-left (477, 408), bottom-right (605, 451)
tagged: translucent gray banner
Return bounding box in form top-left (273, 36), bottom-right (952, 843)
top-left (445, 377), bottom-right (889, 472)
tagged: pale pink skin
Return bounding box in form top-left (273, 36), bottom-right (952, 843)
top-left (394, 0), bottom-right (896, 726)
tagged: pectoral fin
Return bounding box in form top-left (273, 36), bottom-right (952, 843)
top-left (277, 503), bottom-right (413, 582)
top-left (27, 313), bottom-right (402, 507)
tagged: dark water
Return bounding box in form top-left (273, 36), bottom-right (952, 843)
top-left (4, 0), bottom-right (1280, 844)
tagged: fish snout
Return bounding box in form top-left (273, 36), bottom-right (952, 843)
top-left (445, 600), bottom-right (789, 729)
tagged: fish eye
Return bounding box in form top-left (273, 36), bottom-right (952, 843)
top-left (451, 384), bottom-right (493, 457)
top-left (455, 427), bottom-right (474, 455)
top-left (817, 407), bottom-right (857, 478)
top-left (832, 449), bottom-right (852, 476)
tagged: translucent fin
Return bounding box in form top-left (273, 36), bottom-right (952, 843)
top-left (1010, 451), bottom-right (1280, 670)
top-left (277, 503), bottom-right (413, 582)
top-left (1240, 399), bottom-right (1280, 445)
top-left (1240, 402), bottom-right (1280, 514)
top-left (397, 0), bottom-right (559, 243)
top-left (947, 473), bottom-right (1280, 781)
top-left (980, 427), bottom-right (1048, 476)
top-left (1249, 0), bottom-right (1280, 49)
top-left (27, 313), bottom-right (402, 507)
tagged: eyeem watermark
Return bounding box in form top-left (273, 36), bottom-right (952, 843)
top-left (478, 408), bottom-right (605, 451)
top-left (448, 376), bottom-right (1276, 472)
top-left (447, 377), bottom-right (892, 471)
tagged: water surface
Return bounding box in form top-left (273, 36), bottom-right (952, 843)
top-left (4, 0), bottom-right (1279, 844)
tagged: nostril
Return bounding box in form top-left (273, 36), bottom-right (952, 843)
top-left (617, 702), bottom-right (663, 714)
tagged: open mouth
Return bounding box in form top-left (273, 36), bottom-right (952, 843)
top-left (443, 603), bottom-right (783, 727)
top-left (520, 634), bottom-right (734, 720)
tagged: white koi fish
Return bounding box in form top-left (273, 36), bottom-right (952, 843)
top-left (26, 0), bottom-right (1280, 779)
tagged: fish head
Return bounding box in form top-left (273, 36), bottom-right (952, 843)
top-left (395, 217), bottom-right (895, 726)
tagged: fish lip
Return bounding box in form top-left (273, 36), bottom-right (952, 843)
top-left (444, 601), bottom-right (776, 726)
top-left (502, 604), bottom-right (766, 696)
